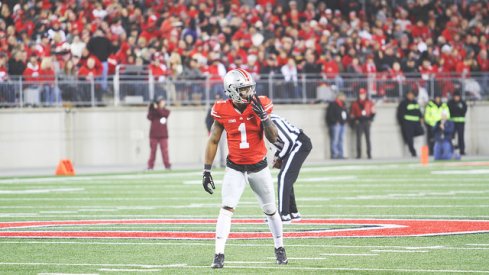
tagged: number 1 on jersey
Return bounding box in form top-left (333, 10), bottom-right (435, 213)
top-left (238, 123), bottom-right (250, 149)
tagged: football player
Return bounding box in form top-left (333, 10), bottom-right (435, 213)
top-left (202, 68), bottom-right (288, 268)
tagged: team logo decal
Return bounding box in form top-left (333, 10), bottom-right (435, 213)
top-left (0, 219), bottom-right (488, 239)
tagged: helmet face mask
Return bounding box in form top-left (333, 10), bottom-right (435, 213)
top-left (237, 85), bottom-right (255, 102)
top-left (223, 69), bottom-right (256, 104)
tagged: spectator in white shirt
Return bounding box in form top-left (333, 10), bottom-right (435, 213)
top-left (280, 58), bottom-right (300, 101)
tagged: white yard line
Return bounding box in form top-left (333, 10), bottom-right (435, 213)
top-left (97, 269), bottom-right (161, 272)
top-left (300, 176), bottom-right (358, 182)
top-left (0, 214), bottom-right (487, 219)
top-left (371, 249), bottom-right (429, 253)
top-left (266, 257), bottom-right (327, 260)
top-left (6, 226), bottom-right (274, 230)
top-left (300, 165), bottom-right (403, 172)
top-left (183, 176), bottom-right (357, 185)
top-left (0, 213), bottom-right (40, 217)
top-left (1, 173), bottom-right (487, 186)
top-left (0, 172), bottom-right (225, 184)
top-left (0, 263), bottom-right (187, 268)
top-left (344, 179), bottom-right (489, 183)
top-left (432, 170), bottom-right (489, 175)
top-left (38, 273), bottom-right (99, 275)
top-left (0, 204), bottom-right (488, 210)
top-left (224, 264), bottom-right (266, 266)
top-left (38, 211), bottom-right (79, 214)
top-left (2, 263), bottom-right (488, 273)
top-left (319, 253), bottom-right (379, 257)
top-left (4, 195), bottom-right (489, 202)
top-left (198, 265), bottom-right (489, 273)
top-left (0, 188), bottom-right (84, 194)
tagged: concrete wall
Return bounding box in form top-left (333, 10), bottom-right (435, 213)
top-left (1, 102), bottom-right (488, 169)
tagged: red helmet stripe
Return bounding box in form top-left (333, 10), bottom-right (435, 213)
top-left (236, 68), bottom-right (250, 82)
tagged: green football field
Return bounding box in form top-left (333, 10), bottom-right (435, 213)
top-left (1, 161), bottom-right (489, 274)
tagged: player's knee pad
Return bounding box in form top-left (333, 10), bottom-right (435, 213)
top-left (220, 207), bottom-right (234, 216)
top-left (262, 203), bottom-right (277, 216)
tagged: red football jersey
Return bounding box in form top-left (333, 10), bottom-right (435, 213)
top-left (211, 96), bottom-right (273, 165)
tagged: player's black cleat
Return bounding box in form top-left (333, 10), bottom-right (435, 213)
top-left (291, 212), bottom-right (302, 222)
top-left (275, 247), bottom-right (288, 264)
top-left (281, 214), bottom-right (292, 224)
top-left (211, 253), bottom-right (224, 268)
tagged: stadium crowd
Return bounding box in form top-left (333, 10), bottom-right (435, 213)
top-left (0, 0), bottom-right (488, 105)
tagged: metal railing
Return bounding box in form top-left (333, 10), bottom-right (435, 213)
top-left (1, 71), bottom-right (488, 108)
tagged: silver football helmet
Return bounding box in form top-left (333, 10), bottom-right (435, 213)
top-left (223, 69), bottom-right (256, 103)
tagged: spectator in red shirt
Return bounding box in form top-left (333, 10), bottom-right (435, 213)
top-left (456, 57), bottom-right (472, 78)
top-left (419, 59), bottom-right (438, 78)
top-left (78, 56), bottom-right (103, 103)
top-left (322, 52), bottom-right (343, 90)
top-left (341, 48), bottom-right (356, 69)
top-left (439, 46), bottom-right (457, 73)
top-left (389, 62), bottom-right (405, 81)
top-left (149, 53), bottom-right (168, 100)
top-left (23, 55), bottom-right (40, 85)
top-left (410, 20), bottom-right (431, 40)
top-left (0, 53), bottom-right (8, 82)
top-left (22, 54), bottom-right (42, 105)
top-left (78, 56), bottom-right (102, 80)
top-left (364, 55), bottom-right (377, 96)
top-left (207, 55), bottom-right (226, 98)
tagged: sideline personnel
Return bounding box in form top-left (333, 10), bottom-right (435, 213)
top-left (424, 92), bottom-right (450, 155)
top-left (397, 88), bottom-right (423, 157)
top-left (447, 90), bottom-right (467, 155)
top-left (350, 88), bottom-right (375, 159)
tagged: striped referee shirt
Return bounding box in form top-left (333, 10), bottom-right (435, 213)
top-left (270, 114), bottom-right (302, 159)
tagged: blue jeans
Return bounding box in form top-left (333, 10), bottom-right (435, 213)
top-left (42, 84), bottom-right (61, 106)
top-left (434, 140), bottom-right (452, 160)
top-left (101, 61), bottom-right (108, 91)
top-left (330, 123), bottom-right (345, 159)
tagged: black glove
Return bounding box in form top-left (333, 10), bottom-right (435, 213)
top-left (202, 170), bottom-right (215, 194)
top-left (250, 94), bottom-right (268, 121)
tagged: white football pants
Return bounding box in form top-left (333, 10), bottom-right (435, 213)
top-left (221, 166), bottom-right (277, 215)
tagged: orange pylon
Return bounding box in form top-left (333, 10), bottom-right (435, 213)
top-left (420, 145), bottom-right (429, 166)
top-left (55, 159), bottom-right (75, 176)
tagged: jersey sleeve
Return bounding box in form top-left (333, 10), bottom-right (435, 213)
top-left (210, 103), bottom-right (224, 124)
top-left (259, 96), bottom-right (273, 114)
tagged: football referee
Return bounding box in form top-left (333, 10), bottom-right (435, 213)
top-left (270, 114), bottom-right (312, 223)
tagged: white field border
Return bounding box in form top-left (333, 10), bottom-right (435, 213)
top-left (0, 262), bottom-right (488, 273)
top-left (1, 241), bottom-right (489, 250)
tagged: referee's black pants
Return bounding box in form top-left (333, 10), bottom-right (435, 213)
top-left (453, 122), bottom-right (465, 155)
top-left (277, 132), bottom-right (312, 217)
